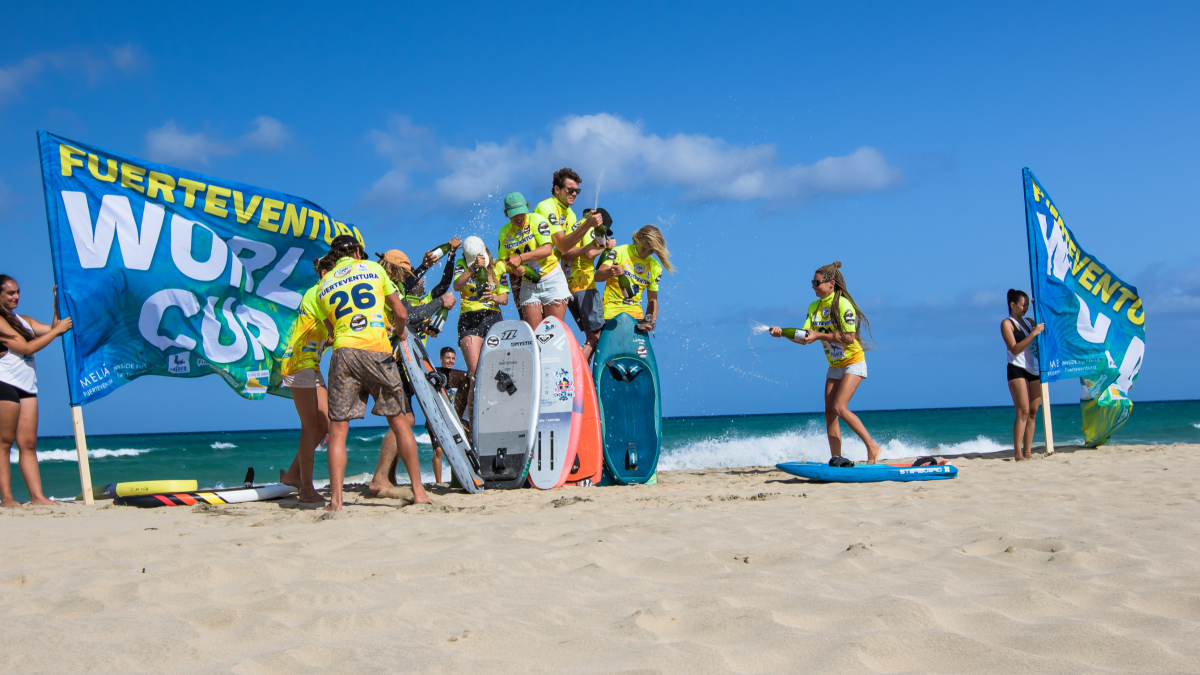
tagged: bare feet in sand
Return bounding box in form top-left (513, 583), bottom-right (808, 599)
top-left (298, 488), bottom-right (325, 504)
top-left (1, 498), bottom-right (23, 508)
top-left (27, 497), bottom-right (55, 506)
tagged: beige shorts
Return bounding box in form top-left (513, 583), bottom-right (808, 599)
top-left (281, 367), bottom-right (326, 389)
top-left (327, 347), bottom-right (409, 422)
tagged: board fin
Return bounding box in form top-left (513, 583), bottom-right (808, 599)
top-left (242, 468), bottom-right (254, 487)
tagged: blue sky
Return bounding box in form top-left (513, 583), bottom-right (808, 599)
top-left (2, 2), bottom-right (1197, 436)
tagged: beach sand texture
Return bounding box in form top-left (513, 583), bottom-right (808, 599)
top-left (3, 444), bottom-right (1198, 674)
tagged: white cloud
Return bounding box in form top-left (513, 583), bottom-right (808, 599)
top-left (1137, 262), bottom-right (1200, 319)
top-left (0, 45), bottom-right (144, 104)
top-left (144, 116), bottom-right (292, 166)
top-left (366, 113), bottom-right (903, 208)
top-left (241, 116), bottom-right (291, 150)
top-left (145, 121), bottom-right (234, 165)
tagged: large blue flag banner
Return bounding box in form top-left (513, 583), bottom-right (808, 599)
top-left (38, 131), bottom-right (361, 406)
top-left (1023, 168), bottom-right (1145, 445)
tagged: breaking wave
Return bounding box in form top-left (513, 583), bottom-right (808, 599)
top-left (13, 447), bottom-right (152, 463)
top-left (658, 422), bottom-right (1008, 471)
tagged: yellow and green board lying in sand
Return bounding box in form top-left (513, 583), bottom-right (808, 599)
top-left (77, 480), bottom-right (197, 501)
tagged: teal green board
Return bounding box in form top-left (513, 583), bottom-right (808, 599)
top-left (592, 313), bottom-right (661, 484)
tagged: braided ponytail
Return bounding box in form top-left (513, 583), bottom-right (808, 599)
top-left (815, 261), bottom-right (874, 346)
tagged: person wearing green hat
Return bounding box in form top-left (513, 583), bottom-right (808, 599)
top-left (497, 191), bottom-right (592, 329)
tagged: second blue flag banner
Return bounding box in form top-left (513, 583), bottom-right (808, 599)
top-left (38, 131), bottom-right (360, 406)
top-left (1023, 168), bottom-right (1146, 446)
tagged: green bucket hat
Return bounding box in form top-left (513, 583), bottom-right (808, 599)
top-left (504, 191), bottom-right (529, 217)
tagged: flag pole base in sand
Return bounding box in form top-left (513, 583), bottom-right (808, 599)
top-left (71, 406), bottom-right (94, 505)
top-left (1041, 382), bottom-right (1055, 456)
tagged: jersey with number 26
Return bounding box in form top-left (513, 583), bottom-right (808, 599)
top-left (314, 257), bottom-right (398, 354)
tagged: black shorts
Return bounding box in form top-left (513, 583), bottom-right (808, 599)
top-left (1007, 364), bottom-right (1040, 382)
top-left (0, 381), bottom-right (36, 404)
top-left (458, 310), bottom-right (503, 340)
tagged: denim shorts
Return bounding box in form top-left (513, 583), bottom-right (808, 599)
top-left (518, 270), bottom-right (571, 306)
top-left (827, 360), bottom-right (867, 380)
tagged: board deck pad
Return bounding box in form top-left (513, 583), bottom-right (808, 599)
top-left (566, 328), bottom-right (603, 486)
top-left (529, 317), bottom-right (580, 489)
top-left (775, 461), bottom-right (958, 483)
top-left (400, 333), bottom-right (484, 493)
top-left (593, 313), bottom-right (662, 484)
top-left (473, 321), bottom-right (540, 489)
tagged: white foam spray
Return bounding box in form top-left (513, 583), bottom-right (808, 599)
top-left (594, 168), bottom-right (604, 210)
top-left (14, 447), bottom-right (151, 463)
top-left (658, 421), bottom-right (1009, 470)
top-left (749, 319), bottom-right (771, 336)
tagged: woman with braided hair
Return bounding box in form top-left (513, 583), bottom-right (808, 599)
top-left (769, 261), bottom-right (883, 464)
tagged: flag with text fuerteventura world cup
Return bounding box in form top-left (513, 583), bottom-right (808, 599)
top-left (37, 131), bottom-right (363, 406)
top-left (1023, 168), bottom-right (1146, 446)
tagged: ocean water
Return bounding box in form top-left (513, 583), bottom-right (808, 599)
top-left (9, 400), bottom-right (1200, 501)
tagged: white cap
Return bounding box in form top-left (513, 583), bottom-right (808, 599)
top-left (463, 236), bottom-right (488, 267)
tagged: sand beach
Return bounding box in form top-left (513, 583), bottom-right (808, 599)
top-left (3, 443), bottom-right (1198, 674)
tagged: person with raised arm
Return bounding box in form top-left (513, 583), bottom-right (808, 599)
top-left (768, 261), bottom-right (883, 464)
top-left (1001, 289), bottom-right (1044, 461)
top-left (0, 276), bottom-right (72, 507)
top-left (534, 168), bottom-right (608, 361)
top-left (498, 191), bottom-right (591, 330)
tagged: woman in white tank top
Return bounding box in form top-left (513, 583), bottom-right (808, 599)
top-left (0, 276), bottom-right (72, 507)
top-left (1000, 289), bottom-right (1044, 462)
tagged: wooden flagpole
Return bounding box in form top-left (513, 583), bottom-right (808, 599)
top-left (1041, 383), bottom-right (1055, 456)
top-left (71, 406), bottom-right (94, 504)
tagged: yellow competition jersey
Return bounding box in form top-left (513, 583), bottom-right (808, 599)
top-left (314, 257), bottom-right (398, 353)
top-left (801, 294), bottom-right (866, 368)
top-left (279, 285), bottom-right (328, 376)
top-left (536, 197), bottom-right (597, 293)
top-left (498, 212), bottom-right (563, 280)
top-left (453, 257), bottom-right (510, 313)
top-left (600, 244), bottom-right (663, 320)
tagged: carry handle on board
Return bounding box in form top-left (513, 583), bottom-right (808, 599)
top-left (495, 370), bottom-right (517, 395)
top-left (626, 443), bottom-right (638, 470)
top-left (493, 448), bottom-right (507, 472)
top-left (425, 369), bottom-right (448, 388)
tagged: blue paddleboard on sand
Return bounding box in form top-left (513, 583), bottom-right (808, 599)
top-left (776, 461), bottom-right (958, 483)
top-left (593, 313), bottom-right (661, 484)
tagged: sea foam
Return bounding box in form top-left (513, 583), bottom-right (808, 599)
top-left (659, 423), bottom-right (1008, 470)
top-left (13, 447), bottom-right (151, 463)
top-left (210, 442), bottom-right (237, 449)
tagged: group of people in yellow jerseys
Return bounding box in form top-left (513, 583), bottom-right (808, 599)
top-left (273, 167), bottom-right (674, 510)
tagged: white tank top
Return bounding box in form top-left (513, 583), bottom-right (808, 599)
top-left (0, 315), bottom-right (38, 394)
top-left (1005, 316), bottom-right (1039, 376)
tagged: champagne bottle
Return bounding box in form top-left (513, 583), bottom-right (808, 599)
top-left (427, 306), bottom-right (449, 333)
top-left (428, 241), bottom-right (454, 262)
top-left (782, 328), bottom-right (808, 340)
top-left (472, 265), bottom-right (490, 295)
top-left (522, 261), bottom-right (544, 283)
top-left (617, 272), bottom-right (636, 300)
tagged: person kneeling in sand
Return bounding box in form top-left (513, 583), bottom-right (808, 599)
top-left (314, 235), bottom-right (431, 510)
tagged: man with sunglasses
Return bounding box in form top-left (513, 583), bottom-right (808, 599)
top-left (535, 167), bottom-right (607, 361)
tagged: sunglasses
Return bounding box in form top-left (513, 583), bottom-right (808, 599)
top-left (563, 187), bottom-right (581, 195)
top-left (811, 278), bottom-right (828, 287)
